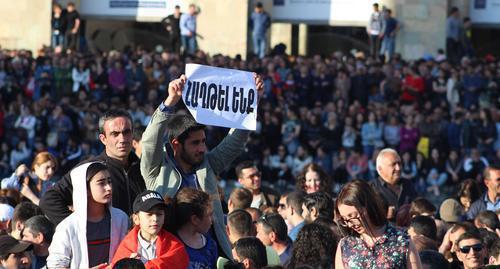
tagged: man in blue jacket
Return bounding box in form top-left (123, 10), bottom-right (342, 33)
top-left (467, 164), bottom-right (500, 220)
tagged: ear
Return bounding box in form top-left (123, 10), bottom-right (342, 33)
top-left (15, 221), bottom-right (23, 232)
top-left (132, 140), bottom-right (139, 149)
top-left (226, 225), bottom-right (231, 236)
top-left (488, 256), bottom-right (496, 265)
top-left (171, 138), bottom-right (180, 150)
top-left (242, 258), bottom-right (251, 269)
top-left (132, 214), bottom-right (140, 226)
top-left (36, 233), bottom-right (45, 245)
top-left (190, 214), bottom-right (200, 226)
top-left (98, 133), bottom-right (106, 145)
top-left (228, 199), bottom-right (234, 212)
top-left (269, 231), bottom-right (277, 243)
top-left (311, 207), bottom-right (319, 218)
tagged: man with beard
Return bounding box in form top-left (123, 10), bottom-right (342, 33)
top-left (140, 74), bottom-right (263, 259)
top-left (370, 148), bottom-right (417, 220)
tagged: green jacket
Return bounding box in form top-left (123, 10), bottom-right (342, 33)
top-left (140, 108), bottom-right (249, 259)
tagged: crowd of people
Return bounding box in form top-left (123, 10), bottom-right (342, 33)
top-left (0, 1), bottom-right (499, 269)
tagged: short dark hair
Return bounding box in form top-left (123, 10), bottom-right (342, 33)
top-left (286, 192), bottom-right (305, 216)
top-left (256, 2), bottom-right (263, 8)
top-left (235, 161), bottom-right (257, 178)
top-left (113, 257), bottom-right (146, 269)
top-left (98, 109), bottom-right (133, 134)
top-left (373, 3), bottom-right (379, 7)
top-left (490, 238), bottom-right (500, 261)
top-left (456, 231), bottom-right (483, 247)
top-left (258, 214), bottom-right (288, 242)
top-left (12, 202), bottom-right (43, 230)
top-left (409, 197), bottom-right (436, 217)
top-left (419, 250), bottom-right (449, 269)
top-left (228, 209), bottom-right (253, 237)
top-left (475, 211), bottom-right (499, 231)
top-left (167, 114), bottom-right (205, 144)
top-left (234, 237), bottom-right (268, 269)
top-left (303, 192), bottom-right (334, 220)
top-left (410, 215), bottom-right (437, 240)
top-left (23, 216), bottom-right (55, 244)
top-left (229, 188), bottom-right (253, 210)
top-left (133, 126), bottom-right (145, 142)
top-left (479, 228), bottom-right (498, 255)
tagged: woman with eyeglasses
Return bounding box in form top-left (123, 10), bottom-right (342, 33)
top-left (334, 180), bottom-right (422, 269)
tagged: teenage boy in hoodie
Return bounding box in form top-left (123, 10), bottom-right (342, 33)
top-left (111, 190), bottom-right (189, 269)
top-left (46, 162), bottom-right (129, 269)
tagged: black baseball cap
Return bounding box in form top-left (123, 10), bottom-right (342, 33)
top-left (133, 190), bottom-right (166, 213)
top-left (0, 235), bottom-right (32, 256)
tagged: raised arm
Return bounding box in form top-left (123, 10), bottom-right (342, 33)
top-left (140, 75), bottom-right (186, 189)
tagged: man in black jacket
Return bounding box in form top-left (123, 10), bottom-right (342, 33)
top-left (370, 148), bottom-right (417, 220)
top-left (40, 110), bottom-right (146, 225)
top-left (236, 161), bottom-right (280, 209)
top-left (161, 5), bottom-right (182, 54)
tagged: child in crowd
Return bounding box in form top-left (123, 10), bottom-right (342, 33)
top-left (47, 162), bottom-right (129, 268)
top-left (174, 188), bottom-right (218, 269)
top-left (112, 190), bottom-right (189, 269)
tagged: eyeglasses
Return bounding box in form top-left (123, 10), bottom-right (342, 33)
top-left (459, 244), bottom-right (483, 254)
top-left (337, 215), bottom-right (362, 227)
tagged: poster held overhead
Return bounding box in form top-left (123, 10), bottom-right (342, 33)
top-left (182, 64), bottom-right (258, 131)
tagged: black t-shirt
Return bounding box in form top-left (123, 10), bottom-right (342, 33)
top-left (87, 209), bottom-right (111, 267)
top-left (161, 14), bottom-right (181, 36)
top-left (64, 10), bottom-right (80, 31)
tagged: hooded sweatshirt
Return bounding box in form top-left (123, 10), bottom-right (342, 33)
top-left (111, 225), bottom-right (189, 269)
top-left (46, 162), bottom-right (129, 269)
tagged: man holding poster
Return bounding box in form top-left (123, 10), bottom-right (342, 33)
top-left (140, 69), bottom-right (263, 260)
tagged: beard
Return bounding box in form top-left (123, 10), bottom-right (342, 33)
top-left (180, 146), bottom-right (204, 167)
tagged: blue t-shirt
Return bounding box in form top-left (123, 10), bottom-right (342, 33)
top-left (182, 234), bottom-right (218, 269)
top-left (384, 17), bottom-right (398, 35)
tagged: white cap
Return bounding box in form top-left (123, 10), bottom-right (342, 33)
top-left (0, 203), bottom-right (14, 222)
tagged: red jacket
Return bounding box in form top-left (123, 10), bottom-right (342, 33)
top-left (111, 226), bottom-right (189, 269)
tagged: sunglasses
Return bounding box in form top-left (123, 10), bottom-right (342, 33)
top-left (260, 214), bottom-right (275, 231)
top-left (459, 244), bottom-right (483, 254)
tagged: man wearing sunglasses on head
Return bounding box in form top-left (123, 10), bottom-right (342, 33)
top-left (455, 231), bottom-right (486, 269)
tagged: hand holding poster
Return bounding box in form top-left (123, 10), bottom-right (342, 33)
top-left (182, 64), bottom-right (258, 130)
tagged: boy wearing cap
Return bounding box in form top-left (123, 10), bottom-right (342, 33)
top-left (112, 190), bottom-right (188, 269)
top-left (0, 234), bottom-right (32, 269)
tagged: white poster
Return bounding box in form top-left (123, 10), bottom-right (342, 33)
top-left (79, 0), bottom-right (182, 21)
top-left (272, 0), bottom-right (378, 26)
top-left (470, 0), bottom-right (500, 24)
top-left (182, 64), bottom-right (258, 130)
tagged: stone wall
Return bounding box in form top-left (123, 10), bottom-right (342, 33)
top-left (0, 0), bottom-right (52, 54)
